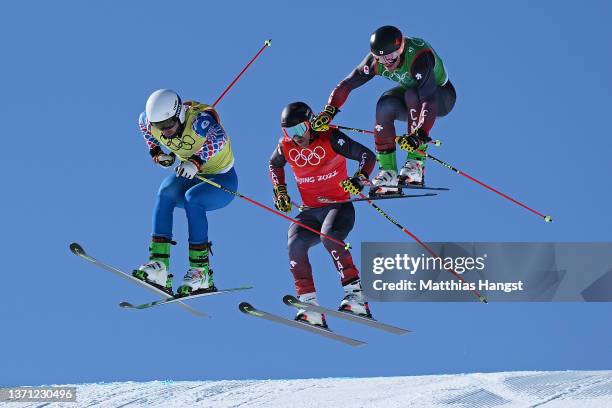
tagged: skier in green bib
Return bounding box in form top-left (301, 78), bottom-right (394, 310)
top-left (312, 25), bottom-right (456, 193)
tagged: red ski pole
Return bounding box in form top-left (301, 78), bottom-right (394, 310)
top-left (355, 191), bottom-right (487, 303)
top-left (396, 139), bottom-right (553, 223)
top-left (332, 125), bottom-right (550, 222)
top-left (428, 152), bottom-right (552, 222)
top-left (212, 39), bottom-right (272, 107)
top-left (197, 175), bottom-right (351, 250)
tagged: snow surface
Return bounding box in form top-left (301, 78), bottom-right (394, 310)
top-left (3, 371), bottom-right (612, 408)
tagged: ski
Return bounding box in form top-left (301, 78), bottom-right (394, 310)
top-left (283, 295), bottom-right (410, 335)
top-left (397, 184), bottom-right (450, 191)
top-left (238, 302), bottom-right (366, 347)
top-left (317, 192), bottom-right (436, 204)
top-left (368, 185), bottom-right (449, 194)
top-left (120, 286), bottom-right (253, 310)
top-left (69, 242), bottom-right (207, 318)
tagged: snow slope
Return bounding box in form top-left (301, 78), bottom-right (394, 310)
top-left (3, 371), bottom-right (611, 408)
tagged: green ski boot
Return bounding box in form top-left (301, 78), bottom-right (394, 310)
top-left (371, 150), bottom-right (399, 195)
top-left (133, 236), bottom-right (174, 295)
top-left (176, 242), bottom-right (216, 297)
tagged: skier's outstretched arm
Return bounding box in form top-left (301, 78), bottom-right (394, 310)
top-left (312, 55), bottom-right (376, 131)
top-left (328, 54), bottom-right (377, 110)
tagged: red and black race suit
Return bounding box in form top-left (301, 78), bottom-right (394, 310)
top-left (327, 52), bottom-right (456, 151)
top-left (328, 52), bottom-right (439, 110)
top-left (269, 128), bottom-right (375, 208)
top-left (269, 129), bottom-right (375, 295)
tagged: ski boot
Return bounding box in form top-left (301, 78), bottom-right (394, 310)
top-left (370, 151), bottom-right (400, 195)
top-left (294, 292), bottom-right (328, 328)
top-left (399, 141), bottom-right (427, 187)
top-left (176, 242), bottom-right (216, 297)
top-left (339, 279), bottom-right (372, 318)
top-left (399, 158), bottom-right (425, 187)
top-left (132, 236), bottom-right (174, 295)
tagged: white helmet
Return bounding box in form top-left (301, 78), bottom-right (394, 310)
top-left (145, 89), bottom-right (186, 125)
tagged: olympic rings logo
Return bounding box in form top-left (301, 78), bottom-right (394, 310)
top-left (160, 134), bottom-right (196, 152)
top-left (288, 146), bottom-right (326, 167)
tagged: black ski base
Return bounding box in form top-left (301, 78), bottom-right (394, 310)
top-left (368, 185), bottom-right (449, 196)
top-left (397, 183), bottom-right (449, 191)
top-left (319, 192), bottom-right (436, 205)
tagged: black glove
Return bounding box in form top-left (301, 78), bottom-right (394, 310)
top-left (273, 184), bottom-right (292, 213)
top-left (311, 105), bottom-right (338, 131)
top-left (397, 128), bottom-right (431, 152)
top-left (340, 172), bottom-right (369, 195)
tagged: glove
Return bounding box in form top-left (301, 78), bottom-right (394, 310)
top-left (175, 160), bottom-right (200, 179)
top-left (273, 184), bottom-right (292, 213)
top-left (397, 128), bottom-right (431, 152)
top-left (311, 104), bottom-right (338, 131)
top-left (153, 152), bottom-right (176, 168)
top-left (340, 172), bottom-right (369, 195)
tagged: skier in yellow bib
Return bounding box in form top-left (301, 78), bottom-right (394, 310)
top-left (133, 89), bottom-right (237, 297)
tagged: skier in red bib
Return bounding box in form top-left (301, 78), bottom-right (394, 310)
top-left (269, 102), bottom-right (377, 328)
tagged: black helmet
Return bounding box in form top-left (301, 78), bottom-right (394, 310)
top-left (281, 102), bottom-right (314, 127)
top-left (370, 25), bottom-right (403, 56)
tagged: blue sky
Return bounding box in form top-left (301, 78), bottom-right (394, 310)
top-left (1, 0), bottom-right (610, 386)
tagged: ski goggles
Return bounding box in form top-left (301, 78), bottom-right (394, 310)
top-left (282, 120), bottom-right (310, 140)
top-left (151, 116), bottom-right (179, 131)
